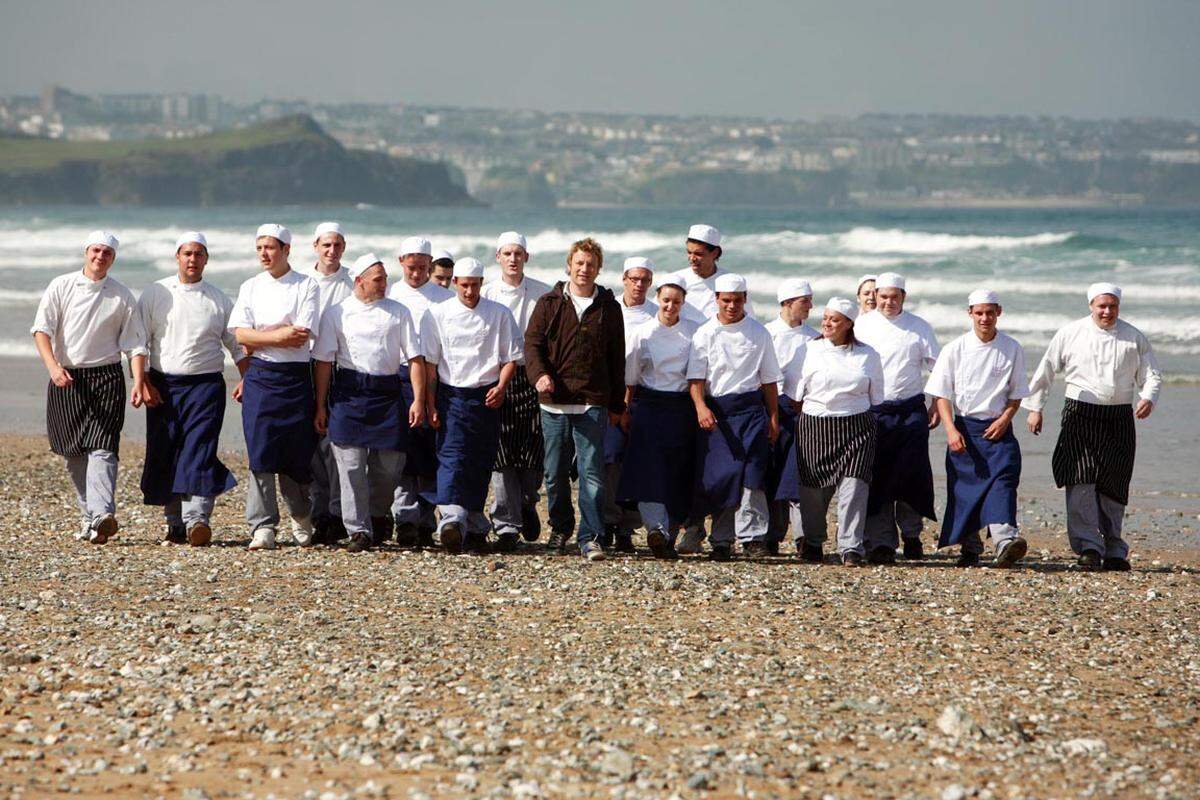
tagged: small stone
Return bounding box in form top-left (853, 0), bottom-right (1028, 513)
top-left (1061, 738), bottom-right (1107, 756)
top-left (942, 785), bottom-right (966, 800)
top-left (487, 560), bottom-right (504, 572)
top-left (599, 748), bottom-right (635, 780)
top-left (686, 772), bottom-right (710, 790)
top-left (363, 713), bottom-right (384, 731)
top-left (937, 705), bottom-right (976, 739)
top-left (187, 614), bottom-right (217, 633)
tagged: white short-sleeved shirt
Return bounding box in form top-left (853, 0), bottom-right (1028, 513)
top-left (138, 276), bottom-right (244, 375)
top-left (766, 317), bottom-right (819, 397)
top-left (925, 330), bottom-right (1030, 420)
top-left (420, 297), bottom-right (523, 389)
top-left (625, 316), bottom-right (700, 393)
top-left (686, 315), bottom-right (781, 398)
top-left (311, 265), bottom-right (354, 318)
top-left (387, 278), bottom-right (453, 329)
top-left (227, 268), bottom-right (320, 364)
top-left (667, 266), bottom-right (757, 320)
top-left (312, 295), bottom-right (422, 376)
top-left (621, 298), bottom-right (658, 334)
top-left (481, 274), bottom-right (552, 333)
top-left (854, 309), bottom-right (940, 402)
top-left (30, 271), bottom-right (146, 368)
top-left (787, 338), bottom-right (886, 417)
top-left (1023, 316), bottom-right (1162, 411)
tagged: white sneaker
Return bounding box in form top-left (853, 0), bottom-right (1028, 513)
top-left (248, 526), bottom-right (277, 551)
top-left (291, 516), bottom-right (315, 547)
top-left (581, 541), bottom-right (606, 562)
top-left (73, 519), bottom-right (89, 541)
top-left (676, 527), bottom-right (705, 555)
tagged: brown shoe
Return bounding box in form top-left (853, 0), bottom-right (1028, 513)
top-left (187, 522), bottom-right (212, 547)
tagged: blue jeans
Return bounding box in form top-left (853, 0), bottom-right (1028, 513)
top-left (541, 407), bottom-right (606, 547)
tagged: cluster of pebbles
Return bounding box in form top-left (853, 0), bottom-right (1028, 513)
top-left (1, 434), bottom-right (1198, 799)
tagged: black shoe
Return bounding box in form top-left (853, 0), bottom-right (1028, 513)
top-left (310, 514), bottom-right (332, 545)
top-left (416, 528), bottom-right (436, 550)
top-left (841, 551), bottom-right (864, 566)
top-left (764, 541), bottom-right (780, 556)
top-left (709, 543), bottom-right (733, 562)
top-left (614, 532), bottom-right (635, 553)
top-left (902, 539), bottom-right (925, 560)
top-left (600, 523), bottom-right (618, 550)
top-left (465, 532), bottom-right (491, 555)
top-left (495, 532), bottom-right (519, 553)
top-left (646, 530), bottom-right (677, 560)
top-left (521, 503), bottom-right (542, 542)
top-left (441, 523), bottom-right (463, 555)
top-left (327, 516), bottom-right (347, 543)
top-left (867, 546), bottom-right (897, 565)
top-left (547, 529), bottom-right (572, 554)
top-left (957, 551), bottom-right (981, 568)
top-left (164, 524), bottom-right (187, 545)
top-left (743, 541), bottom-right (769, 559)
top-left (801, 543), bottom-right (824, 563)
top-left (1103, 556), bottom-right (1131, 572)
top-left (395, 522), bottom-right (419, 548)
top-left (370, 516), bottom-right (393, 546)
top-left (346, 533), bottom-right (371, 553)
top-left (1077, 550), bottom-right (1103, 571)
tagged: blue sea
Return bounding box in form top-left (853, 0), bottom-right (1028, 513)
top-left (2, 205), bottom-right (1198, 378)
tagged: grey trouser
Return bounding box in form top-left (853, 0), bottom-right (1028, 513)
top-left (865, 501), bottom-right (925, 551)
top-left (165, 495), bottom-right (216, 528)
top-left (66, 449), bottom-right (118, 532)
top-left (309, 434), bottom-right (342, 519)
top-left (246, 471), bottom-right (311, 533)
top-left (489, 467), bottom-right (541, 535)
top-left (796, 478), bottom-right (869, 556)
top-left (332, 443), bottom-right (405, 538)
top-left (602, 462), bottom-right (641, 533)
top-left (392, 474), bottom-right (436, 529)
top-left (960, 523), bottom-right (1019, 556)
top-left (768, 500), bottom-right (802, 543)
top-left (438, 505), bottom-right (490, 537)
top-left (1066, 483), bottom-right (1128, 560)
top-left (710, 487), bottom-right (770, 545)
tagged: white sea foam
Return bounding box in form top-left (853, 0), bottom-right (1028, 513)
top-left (0, 289), bottom-right (46, 304)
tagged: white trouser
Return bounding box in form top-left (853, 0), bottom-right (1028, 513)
top-left (489, 467), bottom-right (541, 535)
top-left (65, 450), bottom-right (118, 532)
top-left (437, 505), bottom-right (490, 536)
top-left (796, 478), bottom-right (869, 556)
top-left (165, 495), bottom-right (216, 528)
top-left (710, 487), bottom-right (770, 545)
top-left (246, 472), bottom-right (311, 533)
top-left (332, 444), bottom-right (405, 538)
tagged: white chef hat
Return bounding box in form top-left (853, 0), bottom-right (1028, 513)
top-left (454, 257), bottom-right (485, 278)
top-left (623, 256), bottom-right (655, 275)
top-left (496, 231), bottom-right (528, 251)
top-left (83, 230), bottom-right (119, 252)
top-left (1087, 282), bottom-right (1122, 303)
top-left (256, 223), bottom-right (291, 245)
top-left (713, 272), bottom-right (747, 293)
top-left (777, 278), bottom-right (813, 304)
top-left (175, 231), bottom-right (207, 251)
top-left (856, 274), bottom-right (877, 292)
top-left (687, 224), bottom-right (722, 248)
top-left (967, 288), bottom-right (1001, 307)
top-left (656, 276), bottom-right (688, 294)
top-left (349, 252), bottom-right (384, 279)
top-left (313, 221), bottom-right (345, 241)
top-left (875, 272), bottom-right (906, 291)
top-left (826, 296), bottom-right (859, 322)
top-left (432, 249), bottom-right (455, 263)
top-left (399, 236), bottom-right (432, 258)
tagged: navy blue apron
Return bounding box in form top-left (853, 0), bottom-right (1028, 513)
top-left (767, 394), bottom-right (802, 502)
top-left (398, 363), bottom-right (438, 479)
top-left (867, 394), bottom-right (937, 519)
top-left (940, 416), bottom-right (1021, 548)
top-left (603, 398), bottom-right (634, 465)
top-left (616, 388), bottom-right (696, 522)
top-left (426, 384), bottom-right (499, 510)
top-left (328, 366), bottom-right (407, 451)
top-left (141, 370), bottom-right (236, 505)
top-left (694, 391), bottom-right (770, 515)
top-left (241, 358), bottom-right (317, 484)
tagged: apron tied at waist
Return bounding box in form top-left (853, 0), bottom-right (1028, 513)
top-left (241, 358), bottom-right (317, 484)
top-left (940, 415), bottom-right (1021, 548)
top-left (141, 370), bottom-right (236, 505)
top-left (427, 383), bottom-right (500, 510)
top-left (328, 366), bottom-right (407, 452)
top-left (617, 387), bottom-right (697, 522)
top-left (1052, 398), bottom-right (1135, 506)
top-left (694, 390), bottom-right (770, 515)
top-left (867, 393), bottom-right (936, 519)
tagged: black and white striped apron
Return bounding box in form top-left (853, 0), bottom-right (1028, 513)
top-left (795, 411), bottom-right (876, 488)
top-left (1052, 398), bottom-right (1136, 506)
top-left (494, 369), bottom-right (543, 471)
top-left (46, 362), bottom-right (125, 457)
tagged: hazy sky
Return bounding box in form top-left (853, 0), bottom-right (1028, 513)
top-left (4, 0), bottom-right (1199, 120)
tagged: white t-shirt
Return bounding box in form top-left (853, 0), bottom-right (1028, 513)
top-left (312, 295), bottom-right (422, 376)
top-left (542, 285), bottom-right (600, 414)
top-left (666, 266), bottom-right (757, 319)
top-left (686, 315), bottom-right (782, 398)
top-left (386, 278), bottom-right (454, 329)
top-left (420, 296), bottom-right (522, 389)
top-left (228, 268), bottom-right (320, 364)
top-left (625, 316), bottom-right (701, 393)
top-left (854, 309), bottom-right (940, 402)
top-left (766, 317), bottom-right (819, 397)
top-left (31, 271), bottom-right (146, 368)
top-left (1023, 316), bottom-right (1162, 411)
top-left (310, 265), bottom-right (354, 318)
top-left (786, 338), bottom-right (886, 417)
top-left (925, 330), bottom-right (1030, 420)
top-left (138, 276), bottom-right (244, 375)
top-left (620, 298), bottom-right (658, 337)
top-left (481, 274), bottom-right (552, 333)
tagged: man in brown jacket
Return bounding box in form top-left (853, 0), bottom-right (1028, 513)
top-left (524, 238), bottom-right (626, 561)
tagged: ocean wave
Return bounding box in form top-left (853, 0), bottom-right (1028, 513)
top-left (0, 289), bottom-right (46, 304)
top-left (834, 227), bottom-right (1076, 255)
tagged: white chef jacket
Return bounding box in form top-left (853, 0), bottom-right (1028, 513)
top-left (787, 338), bottom-right (886, 417)
top-left (227, 268), bottom-right (319, 364)
top-left (481, 274), bottom-right (552, 333)
top-left (311, 265), bottom-right (354, 318)
top-left (312, 296), bottom-right (423, 376)
top-left (666, 266), bottom-right (757, 319)
top-left (625, 316), bottom-right (700, 393)
top-left (30, 271), bottom-right (146, 368)
top-left (138, 276), bottom-right (244, 375)
top-left (766, 317), bottom-right (819, 397)
top-left (686, 315), bottom-right (781, 398)
top-left (925, 330), bottom-right (1030, 420)
top-left (387, 278), bottom-right (453, 329)
top-left (854, 309), bottom-right (940, 402)
top-left (620, 298), bottom-right (658, 335)
top-left (1023, 316), bottom-right (1162, 411)
top-left (420, 297), bottom-right (522, 389)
